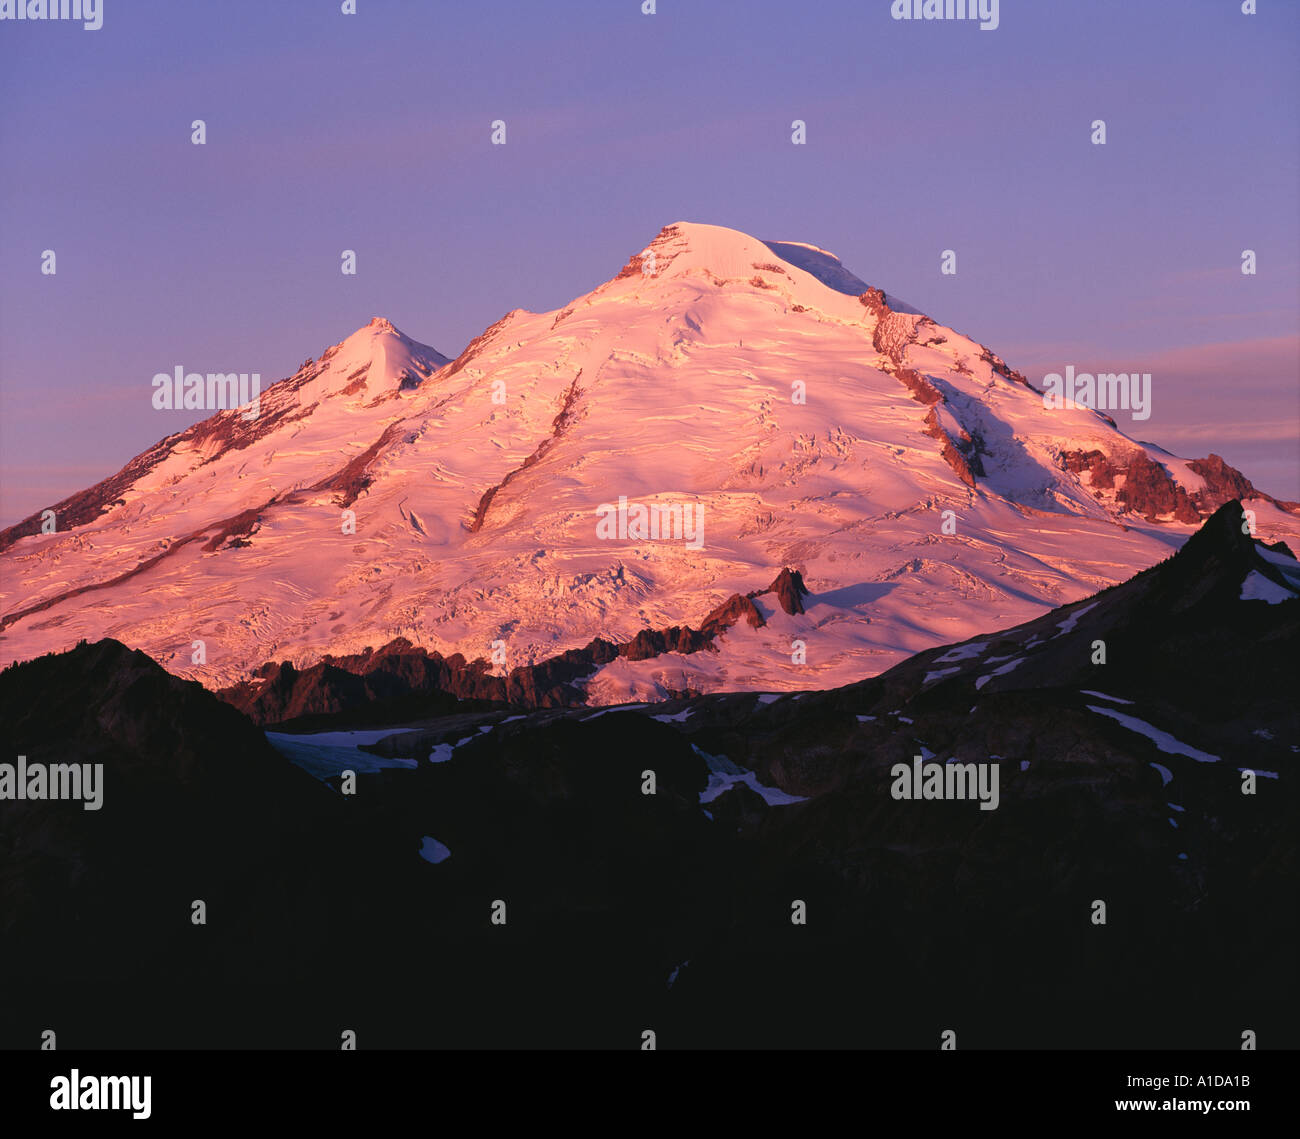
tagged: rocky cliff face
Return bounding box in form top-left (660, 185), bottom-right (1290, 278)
top-left (1060, 447), bottom-right (1296, 523)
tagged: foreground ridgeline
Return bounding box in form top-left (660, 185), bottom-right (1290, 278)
top-left (2, 503), bottom-right (1294, 1048)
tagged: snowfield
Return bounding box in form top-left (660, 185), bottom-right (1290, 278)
top-left (3, 221), bottom-right (1297, 700)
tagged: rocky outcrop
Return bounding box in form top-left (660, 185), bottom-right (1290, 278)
top-left (1118, 450), bottom-right (1202, 522)
top-left (896, 367), bottom-right (943, 407)
top-left (858, 286), bottom-right (889, 319)
top-left (1186, 452), bottom-right (1300, 514)
top-left (860, 287), bottom-right (984, 489)
top-left (614, 223), bottom-right (683, 279)
top-left (218, 568), bottom-right (810, 726)
top-left (1061, 448), bottom-right (1115, 489)
top-left (761, 567), bottom-right (810, 615)
top-left (311, 423), bottom-right (405, 509)
top-left (622, 626), bottom-right (713, 660)
top-left (441, 311), bottom-right (516, 379)
top-left (923, 407), bottom-right (977, 489)
top-left (1061, 447), bottom-right (1299, 522)
top-left (701, 593), bottom-right (766, 635)
top-left (978, 345), bottom-right (1033, 389)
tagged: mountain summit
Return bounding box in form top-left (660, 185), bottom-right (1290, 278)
top-left (2, 222), bottom-right (1296, 695)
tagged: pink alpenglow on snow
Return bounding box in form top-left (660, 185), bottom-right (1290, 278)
top-left (1, 224), bottom-right (1296, 704)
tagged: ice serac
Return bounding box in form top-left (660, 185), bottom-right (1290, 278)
top-left (1, 223), bottom-right (1297, 700)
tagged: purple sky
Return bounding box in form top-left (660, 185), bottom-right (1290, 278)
top-left (2, 0), bottom-right (1297, 525)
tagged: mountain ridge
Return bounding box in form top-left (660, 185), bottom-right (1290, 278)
top-left (2, 222), bottom-right (1297, 697)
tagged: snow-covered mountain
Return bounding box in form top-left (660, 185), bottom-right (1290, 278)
top-left (2, 222), bottom-right (1297, 696)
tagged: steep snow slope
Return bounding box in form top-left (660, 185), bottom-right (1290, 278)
top-left (2, 222), bottom-right (1296, 696)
